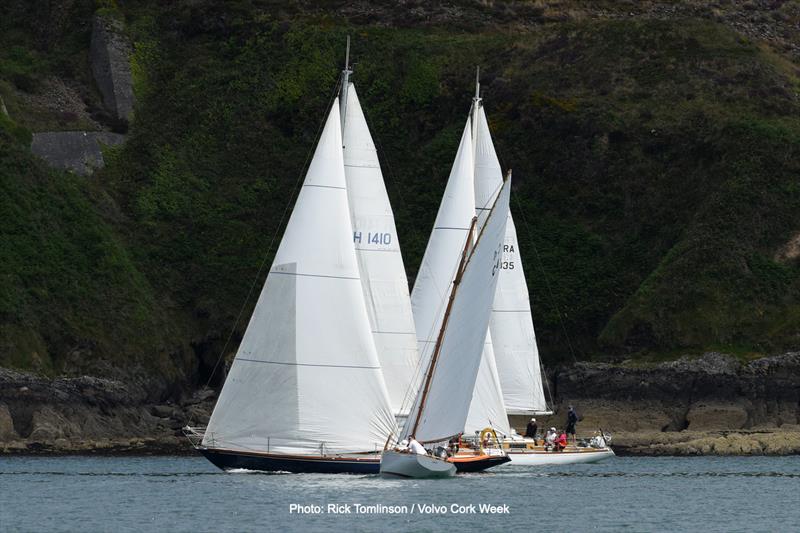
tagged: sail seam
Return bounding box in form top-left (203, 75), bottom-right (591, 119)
top-left (236, 358), bottom-right (381, 370)
top-left (270, 271), bottom-right (360, 281)
top-left (433, 226), bottom-right (470, 231)
top-left (344, 163), bottom-right (379, 169)
top-left (302, 184), bottom-right (347, 190)
top-left (492, 309), bottom-right (528, 313)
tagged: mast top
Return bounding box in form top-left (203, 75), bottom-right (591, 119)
top-left (474, 66), bottom-right (481, 101)
top-left (343, 35), bottom-right (352, 78)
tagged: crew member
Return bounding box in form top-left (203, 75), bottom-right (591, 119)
top-left (525, 418), bottom-right (538, 441)
top-left (566, 405), bottom-right (579, 443)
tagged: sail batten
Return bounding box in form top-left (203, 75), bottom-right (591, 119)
top-left (203, 99), bottom-right (395, 455)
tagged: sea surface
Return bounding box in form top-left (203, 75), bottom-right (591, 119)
top-left (1, 455), bottom-right (798, 532)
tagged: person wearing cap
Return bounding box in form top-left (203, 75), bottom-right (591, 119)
top-left (525, 417), bottom-right (538, 441)
top-left (566, 405), bottom-right (579, 443)
top-left (544, 427), bottom-right (557, 450)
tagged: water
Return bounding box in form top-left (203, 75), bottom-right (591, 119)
top-left (1, 455), bottom-right (798, 532)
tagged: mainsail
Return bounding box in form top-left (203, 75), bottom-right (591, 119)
top-left (342, 83), bottom-right (419, 416)
top-left (472, 101), bottom-right (549, 415)
top-left (203, 100), bottom-right (396, 454)
top-left (403, 176), bottom-right (512, 443)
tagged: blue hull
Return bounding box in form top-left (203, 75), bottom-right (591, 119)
top-left (200, 448), bottom-right (380, 474)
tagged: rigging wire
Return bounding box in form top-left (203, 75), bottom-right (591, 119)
top-left (204, 77), bottom-right (344, 389)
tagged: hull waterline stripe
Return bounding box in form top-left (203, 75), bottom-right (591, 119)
top-left (236, 358), bottom-right (381, 370)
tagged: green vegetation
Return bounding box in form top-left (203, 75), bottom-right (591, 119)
top-left (1, 1), bottom-right (799, 392)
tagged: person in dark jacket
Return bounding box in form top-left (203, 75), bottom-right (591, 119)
top-left (525, 418), bottom-right (538, 441)
top-left (566, 406), bottom-right (579, 443)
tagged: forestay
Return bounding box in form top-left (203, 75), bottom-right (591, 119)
top-left (342, 83), bottom-right (419, 416)
top-left (404, 176), bottom-right (512, 443)
top-left (203, 101), bottom-right (396, 454)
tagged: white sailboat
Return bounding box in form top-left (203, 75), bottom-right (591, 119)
top-left (380, 163), bottom-right (513, 478)
top-left (186, 49), bottom-right (405, 474)
top-left (465, 70), bottom-right (613, 465)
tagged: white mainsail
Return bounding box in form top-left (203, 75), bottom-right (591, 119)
top-left (463, 102), bottom-right (512, 436)
top-left (472, 102), bottom-right (549, 415)
top-left (203, 100), bottom-right (396, 454)
top-left (403, 176), bottom-right (512, 443)
top-left (410, 122), bottom-right (476, 374)
top-left (342, 83), bottom-right (419, 416)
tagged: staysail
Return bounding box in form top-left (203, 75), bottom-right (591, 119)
top-left (203, 100), bottom-right (396, 454)
top-left (472, 102), bottom-right (549, 415)
top-left (404, 176), bottom-right (512, 443)
top-left (342, 83), bottom-right (419, 416)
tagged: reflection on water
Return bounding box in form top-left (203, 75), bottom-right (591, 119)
top-left (1, 456), bottom-right (798, 532)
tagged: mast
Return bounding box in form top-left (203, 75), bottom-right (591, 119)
top-left (340, 36), bottom-right (352, 135)
top-left (471, 66), bottom-right (481, 162)
top-left (409, 216), bottom-right (478, 438)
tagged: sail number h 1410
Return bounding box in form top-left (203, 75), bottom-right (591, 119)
top-left (353, 231), bottom-right (392, 246)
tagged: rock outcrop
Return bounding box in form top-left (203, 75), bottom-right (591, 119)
top-left (0, 368), bottom-right (213, 454)
top-left (89, 13), bottom-right (134, 123)
top-left (30, 131), bottom-right (125, 175)
top-left (509, 352), bottom-right (800, 455)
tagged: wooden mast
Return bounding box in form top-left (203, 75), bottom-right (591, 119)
top-left (409, 216), bottom-right (479, 439)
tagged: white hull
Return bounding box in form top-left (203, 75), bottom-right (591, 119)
top-left (506, 448), bottom-right (615, 466)
top-left (380, 450), bottom-right (456, 478)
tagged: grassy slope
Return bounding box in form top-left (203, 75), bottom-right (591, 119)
top-left (1, 0), bottom-right (799, 387)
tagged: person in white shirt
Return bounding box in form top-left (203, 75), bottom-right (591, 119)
top-left (545, 427), bottom-right (557, 449)
top-left (408, 436), bottom-right (427, 455)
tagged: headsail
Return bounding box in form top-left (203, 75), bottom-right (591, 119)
top-left (472, 103), bottom-right (549, 415)
top-left (410, 122), bottom-right (475, 375)
top-left (203, 100), bottom-right (396, 454)
top-left (403, 176), bottom-right (512, 443)
top-left (342, 83), bottom-right (419, 416)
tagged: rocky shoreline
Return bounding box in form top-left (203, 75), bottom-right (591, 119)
top-left (2, 352), bottom-right (799, 456)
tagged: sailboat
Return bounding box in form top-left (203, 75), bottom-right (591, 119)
top-left (184, 44), bottom-right (413, 474)
top-left (461, 70), bottom-right (614, 465)
top-left (380, 169), bottom-right (513, 478)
